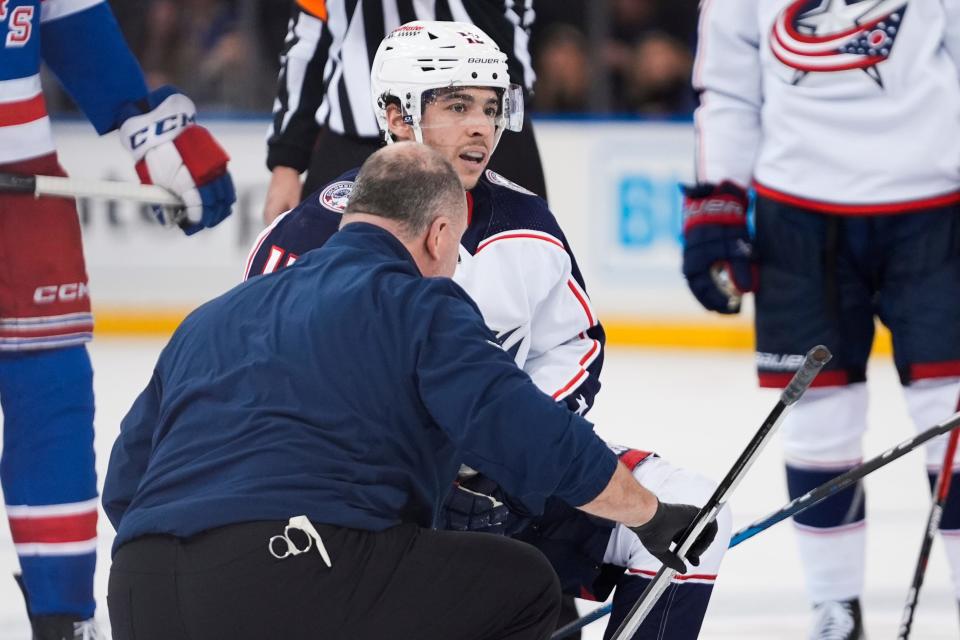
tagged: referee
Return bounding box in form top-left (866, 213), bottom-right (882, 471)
top-left (262, 0), bottom-right (548, 223)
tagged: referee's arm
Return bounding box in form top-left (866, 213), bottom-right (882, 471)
top-left (264, 1), bottom-right (336, 222)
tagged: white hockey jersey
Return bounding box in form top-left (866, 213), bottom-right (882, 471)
top-left (245, 169), bottom-right (605, 414)
top-left (694, 0), bottom-right (960, 212)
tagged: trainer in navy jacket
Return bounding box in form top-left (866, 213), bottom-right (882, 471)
top-left (102, 223), bottom-right (617, 552)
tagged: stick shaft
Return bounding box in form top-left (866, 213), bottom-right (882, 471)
top-left (0, 172), bottom-right (182, 207)
top-left (897, 426), bottom-right (960, 639)
top-left (609, 345), bottom-right (831, 640)
top-left (730, 413), bottom-right (960, 548)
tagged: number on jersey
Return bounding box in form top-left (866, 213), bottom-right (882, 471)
top-left (262, 246), bottom-right (298, 275)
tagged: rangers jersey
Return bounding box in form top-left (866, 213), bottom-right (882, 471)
top-left (0, 0), bottom-right (147, 164)
top-left (246, 169), bottom-right (605, 413)
top-left (694, 0), bottom-right (960, 212)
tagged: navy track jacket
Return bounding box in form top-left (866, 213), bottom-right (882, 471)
top-left (103, 223), bottom-right (617, 553)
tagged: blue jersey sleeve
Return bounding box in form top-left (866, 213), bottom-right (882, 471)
top-left (41, 2), bottom-right (147, 134)
top-left (414, 281), bottom-right (617, 512)
top-left (102, 369), bottom-right (162, 531)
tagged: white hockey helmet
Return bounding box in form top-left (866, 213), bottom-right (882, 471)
top-left (371, 20), bottom-right (524, 149)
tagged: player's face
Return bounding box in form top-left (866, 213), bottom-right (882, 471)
top-left (419, 87), bottom-right (499, 190)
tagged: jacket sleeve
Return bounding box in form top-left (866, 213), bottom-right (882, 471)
top-left (458, 233), bottom-right (603, 414)
top-left (39, 0), bottom-right (148, 134)
top-left (414, 281), bottom-right (618, 513)
top-left (267, 1), bottom-right (336, 172)
top-left (691, 0), bottom-right (762, 186)
top-left (102, 369), bottom-right (162, 530)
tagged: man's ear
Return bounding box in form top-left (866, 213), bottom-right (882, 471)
top-left (425, 216), bottom-right (448, 262)
top-left (386, 104), bottom-right (413, 142)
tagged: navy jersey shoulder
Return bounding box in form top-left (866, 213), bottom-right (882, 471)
top-left (246, 169), bottom-right (359, 278)
top-left (462, 170), bottom-right (568, 254)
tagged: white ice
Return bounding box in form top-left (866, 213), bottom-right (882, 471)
top-left (0, 341), bottom-right (955, 638)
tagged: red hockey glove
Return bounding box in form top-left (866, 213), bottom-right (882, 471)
top-left (118, 86), bottom-right (235, 235)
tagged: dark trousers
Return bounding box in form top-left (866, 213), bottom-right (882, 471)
top-left (302, 113), bottom-right (548, 202)
top-left (107, 521), bottom-right (561, 640)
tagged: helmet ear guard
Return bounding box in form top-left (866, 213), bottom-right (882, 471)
top-left (371, 20), bottom-right (524, 149)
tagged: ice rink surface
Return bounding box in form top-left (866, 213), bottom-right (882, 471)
top-left (0, 341), bottom-right (957, 638)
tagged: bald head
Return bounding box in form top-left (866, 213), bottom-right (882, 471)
top-left (345, 142), bottom-right (467, 239)
top-left (342, 142), bottom-right (468, 278)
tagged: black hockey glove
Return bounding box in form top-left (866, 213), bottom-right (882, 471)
top-left (628, 500), bottom-right (718, 574)
top-left (681, 181), bottom-right (756, 314)
top-left (441, 476), bottom-right (511, 534)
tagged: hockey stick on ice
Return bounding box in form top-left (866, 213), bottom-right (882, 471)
top-left (0, 172), bottom-right (183, 208)
top-left (897, 426), bottom-right (960, 639)
top-left (729, 411), bottom-right (960, 549)
top-left (556, 408), bottom-right (960, 639)
top-left (608, 345), bottom-right (832, 640)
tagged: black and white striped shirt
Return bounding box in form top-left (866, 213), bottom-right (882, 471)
top-left (267, 0), bottom-right (536, 172)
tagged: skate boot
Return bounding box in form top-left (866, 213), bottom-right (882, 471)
top-left (809, 598), bottom-right (865, 640)
top-left (29, 615), bottom-right (102, 640)
top-left (15, 573), bottom-right (102, 640)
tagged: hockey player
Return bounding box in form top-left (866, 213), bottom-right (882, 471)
top-left (684, 1), bottom-right (960, 637)
top-left (1, 1), bottom-right (234, 638)
top-left (246, 21), bottom-right (731, 639)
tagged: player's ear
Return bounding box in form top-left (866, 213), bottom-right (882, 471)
top-left (386, 104), bottom-right (413, 142)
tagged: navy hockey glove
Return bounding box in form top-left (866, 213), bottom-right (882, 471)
top-left (629, 500), bottom-right (718, 574)
top-left (442, 477), bottom-right (511, 534)
top-left (118, 86), bottom-right (235, 235)
top-left (681, 182), bottom-right (756, 314)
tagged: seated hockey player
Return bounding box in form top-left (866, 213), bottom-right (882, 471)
top-left (244, 21), bottom-right (731, 639)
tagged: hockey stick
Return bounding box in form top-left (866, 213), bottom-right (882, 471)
top-left (551, 604), bottom-right (611, 639)
top-left (608, 345), bottom-right (832, 640)
top-left (555, 409), bottom-right (960, 639)
top-left (729, 411), bottom-right (960, 549)
top-left (0, 172), bottom-right (182, 207)
top-left (897, 426), bottom-right (960, 639)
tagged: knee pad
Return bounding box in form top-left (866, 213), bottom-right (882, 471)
top-left (605, 457), bottom-right (731, 577)
top-left (781, 384), bottom-right (867, 468)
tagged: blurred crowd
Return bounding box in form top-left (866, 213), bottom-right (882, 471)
top-left (46, 0), bottom-right (699, 117)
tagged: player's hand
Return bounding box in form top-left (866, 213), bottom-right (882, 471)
top-left (628, 500), bottom-right (718, 574)
top-left (118, 86), bottom-right (235, 235)
top-left (442, 478), bottom-right (510, 534)
top-left (681, 182), bottom-right (756, 314)
top-left (263, 166), bottom-right (303, 225)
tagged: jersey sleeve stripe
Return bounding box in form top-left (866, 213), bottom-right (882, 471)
top-left (578, 339), bottom-right (600, 367)
top-left (0, 93), bottom-right (46, 127)
top-left (551, 368), bottom-right (588, 401)
top-left (475, 230), bottom-right (565, 253)
top-left (566, 279), bottom-right (595, 326)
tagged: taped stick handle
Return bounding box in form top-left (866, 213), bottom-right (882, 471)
top-left (0, 172), bottom-right (36, 194)
top-left (781, 345), bottom-right (832, 406)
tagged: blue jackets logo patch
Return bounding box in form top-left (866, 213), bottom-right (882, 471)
top-left (771, 0), bottom-right (908, 87)
top-left (319, 181), bottom-right (354, 213)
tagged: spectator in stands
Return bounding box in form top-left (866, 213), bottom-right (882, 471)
top-left (531, 25), bottom-right (590, 114)
top-left (622, 33), bottom-right (695, 115)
